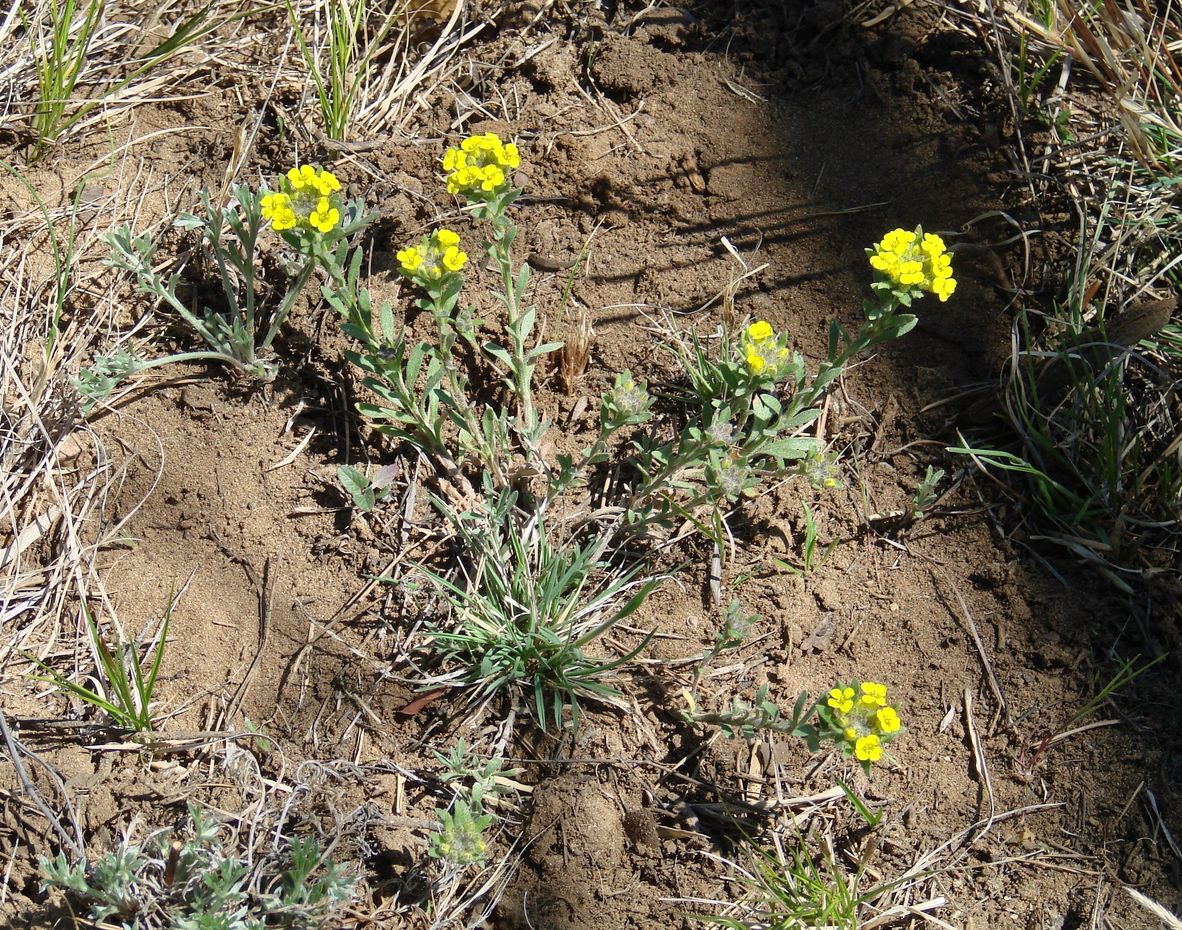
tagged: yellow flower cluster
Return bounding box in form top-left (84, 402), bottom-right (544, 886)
top-left (397, 228), bottom-right (468, 281)
top-left (742, 320), bottom-right (789, 376)
top-left (868, 228), bottom-right (956, 302)
top-left (443, 132), bottom-right (521, 198)
top-left (261, 166), bottom-right (342, 234)
top-left (826, 681), bottom-right (902, 764)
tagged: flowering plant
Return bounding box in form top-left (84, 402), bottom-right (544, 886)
top-left (353, 131), bottom-right (559, 488)
top-left (682, 679), bottom-right (904, 775)
top-left (78, 167), bottom-right (373, 412)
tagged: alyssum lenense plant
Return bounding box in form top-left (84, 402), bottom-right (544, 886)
top-left (328, 132), bottom-right (561, 488)
top-left (626, 225), bottom-right (957, 539)
top-left (78, 167), bottom-right (372, 412)
top-left (682, 680), bottom-right (906, 776)
top-left (41, 802), bottom-right (355, 929)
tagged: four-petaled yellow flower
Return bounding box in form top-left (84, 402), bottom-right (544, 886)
top-left (747, 320), bottom-right (774, 342)
top-left (397, 246), bottom-right (423, 273)
top-left (309, 197), bottom-right (340, 233)
top-left (827, 686), bottom-right (855, 715)
top-left (868, 226), bottom-right (956, 302)
top-left (444, 132), bottom-right (522, 199)
top-left (875, 706), bottom-right (901, 734)
top-left (860, 681), bottom-right (888, 707)
top-left (855, 734), bottom-right (883, 762)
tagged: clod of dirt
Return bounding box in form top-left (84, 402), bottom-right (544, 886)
top-left (499, 773), bottom-right (633, 930)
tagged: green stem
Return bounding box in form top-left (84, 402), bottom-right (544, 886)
top-left (489, 217), bottom-right (536, 436)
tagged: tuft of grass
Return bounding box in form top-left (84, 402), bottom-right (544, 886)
top-left (20, 0), bottom-right (232, 156)
top-left (411, 489), bottom-right (659, 732)
top-left (966, 3), bottom-right (1182, 592)
top-left (22, 0), bottom-right (105, 153)
top-left (28, 598), bottom-right (171, 733)
top-left (705, 830), bottom-right (879, 930)
top-left (285, 0), bottom-right (402, 142)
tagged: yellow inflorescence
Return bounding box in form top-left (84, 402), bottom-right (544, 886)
top-left (398, 228), bottom-right (468, 281)
top-left (264, 166), bottom-right (343, 234)
top-left (869, 227), bottom-right (956, 302)
top-left (742, 319), bottom-right (789, 376)
top-left (828, 680), bottom-right (903, 766)
top-left (443, 132), bottom-right (521, 198)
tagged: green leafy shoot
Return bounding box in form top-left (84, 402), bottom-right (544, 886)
top-left (429, 795), bottom-right (495, 868)
top-left (695, 598), bottom-right (758, 683)
top-left (909, 465), bottom-right (944, 522)
top-left (337, 463), bottom-right (396, 512)
top-left (773, 501), bottom-right (837, 576)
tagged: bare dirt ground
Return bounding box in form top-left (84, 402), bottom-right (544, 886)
top-left (2, 2), bottom-right (1180, 928)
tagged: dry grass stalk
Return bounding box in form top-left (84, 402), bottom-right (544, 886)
top-left (1006, 0), bottom-right (1182, 167)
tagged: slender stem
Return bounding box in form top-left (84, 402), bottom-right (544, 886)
top-left (489, 218), bottom-right (536, 435)
top-left (260, 260), bottom-right (314, 350)
top-left (135, 349), bottom-right (260, 374)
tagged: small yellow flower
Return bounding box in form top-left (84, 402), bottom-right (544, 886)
top-left (745, 348), bottom-right (766, 374)
top-left (875, 706), bottom-right (901, 734)
top-left (921, 232), bottom-right (945, 257)
top-left (313, 169), bottom-right (341, 196)
top-left (844, 726), bottom-right (858, 741)
top-left (435, 228), bottom-right (461, 248)
top-left (308, 197), bottom-right (340, 233)
top-left (260, 192), bottom-right (296, 231)
top-left (442, 246), bottom-right (467, 272)
top-left (397, 246), bottom-right (424, 273)
top-left (897, 260), bottom-right (925, 286)
top-left (860, 682), bottom-right (888, 707)
top-left (855, 734), bottom-right (883, 762)
top-left (827, 687), bottom-right (855, 715)
top-left (747, 320), bottom-right (774, 342)
top-left (287, 165), bottom-right (318, 191)
top-left (880, 228), bottom-right (915, 254)
top-left (932, 276), bottom-right (957, 302)
top-left (478, 165), bottom-right (505, 192)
